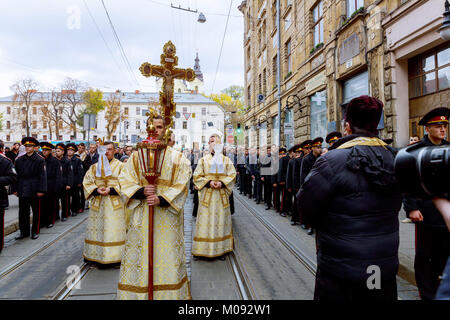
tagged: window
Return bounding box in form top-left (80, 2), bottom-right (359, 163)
top-left (347, 0), bottom-right (364, 18)
top-left (310, 90), bottom-right (327, 140)
top-left (408, 46), bottom-right (450, 98)
top-left (124, 107), bottom-right (129, 115)
top-left (136, 106), bottom-right (140, 115)
top-left (136, 121), bottom-right (140, 129)
top-left (202, 136), bottom-right (206, 143)
top-left (183, 107), bottom-right (188, 114)
top-left (7, 107), bottom-right (10, 114)
top-left (6, 135), bottom-right (10, 142)
top-left (43, 135), bottom-right (47, 140)
top-left (125, 121), bottom-right (129, 129)
top-left (93, 135), bottom-right (97, 141)
top-left (32, 106), bottom-right (37, 115)
top-left (32, 120), bottom-right (37, 129)
top-left (343, 71), bottom-right (369, 104)
top-left (58, 135), bottom-right (63, 140)
top-left (285, 12), bottom-right (291, 31)
top-left (183, 121), bottom-right (187, 129)
top-left (247, 85), bottom-right (251, 106)
top-left (258, 74), bottom-right (262, 94)
top-left (286, 39), bottom-right (292, 75)
top-left (273, 55), bottom-right (278, 87)
top-left (202, 121), bottom-right (206, 130)
top-left (6, 121), bottom-right (10, 129)
top-left (22, 121), bottom-right (26, 129)
top-left (312, 1), bottom-right (324, 47)
top-left (263, 68), bottom-right (267, 95)
top-left (113, 135), bottom-right (117, 141)
top-left (43, 121), bottom-right (47, 129)
top-left (32, 134), bottom-right (37, 139)
top-left (59, 121), bottom-right (63, 129)
top-left (202, 107), bottom-right (206, 116)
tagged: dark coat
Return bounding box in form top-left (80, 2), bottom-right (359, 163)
top-left (60, 157), bottom-right (74, 189)
top-left (88, 152), bottom-right (99, 164)
top-left (299, 152), bottom-right (319, 187)
top-left (44, 155), bottom-right (63, 195)
top-left (0, 155), bottom-right (17, 207)
top-left (5, 151), bottom-right (18, 164)
top-left (270, 154), bottom-right (279, 185)
top-left (277, 155), bottom-right (290, 184)
top-left (292, 156), bottom-right (303, 191)
top-left (286, 157), bottom-right (296, 190)
top-left (13, 152), bottom-right (47, 198)
top-left (403, 135), bottom-right (449, 228)
top-left (297, 134), bottom-right (402, 282)
top-left (67, 156), bottom-right (84, 186)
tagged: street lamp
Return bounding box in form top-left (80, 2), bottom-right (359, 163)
top-left (285, 94), bottom-right (301, 114)
top-left (440, 0), bottom-right (450, 41)
top-left (256, 114), bottom-right (268, 129)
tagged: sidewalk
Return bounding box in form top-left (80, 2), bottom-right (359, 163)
top-left (3, 195), bottom-right (20, 236)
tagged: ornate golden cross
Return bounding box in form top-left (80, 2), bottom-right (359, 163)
top-left (139, 41), bottom-right (196, 141)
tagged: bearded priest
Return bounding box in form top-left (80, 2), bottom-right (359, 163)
top-left (192, 134), bottom-right (236, 260)
top-left (117, 115), bottom-right (192, 300)
top-left (82, 141), bottom-right (126, 265)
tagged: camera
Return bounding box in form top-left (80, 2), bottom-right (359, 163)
top-left (394, 144), bottom-right (450, 199)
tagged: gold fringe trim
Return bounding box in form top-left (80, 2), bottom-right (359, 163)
top-left (84, 239), bottom-right (126, 247)
top-left (118, 275), bottom-right (189, 293)
top-left (83, 255), bottom-right (121, 264)
top-left (192, 248), bottom-right (234, 258)
top-left (193, 234), bottom-right (232, 243)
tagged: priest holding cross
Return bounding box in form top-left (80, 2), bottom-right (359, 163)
top-left (117, 41), bottom-right (193, 300)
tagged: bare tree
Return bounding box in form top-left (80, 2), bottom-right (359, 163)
top-left (60, 77), bottom-right (87, 139)
top-left (104, 92), bottom-right (127, 140)
top-left (10, 78), bottom-right (39, 137)
top-left (37, 90), bottom-right (65, 140)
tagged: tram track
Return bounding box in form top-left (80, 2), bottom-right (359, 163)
top-left (0, 216), bottom-right (89, 282)
top-left (51, 262), bottom-right (93, 300)
top-left (234, 193), bottom-right (317, 277)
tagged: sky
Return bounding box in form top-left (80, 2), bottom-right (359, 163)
top-left (0, 0), bottom-right (244, 97)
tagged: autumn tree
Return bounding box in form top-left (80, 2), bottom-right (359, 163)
top-left (77, 88), bottom-right (106, 139)
top-left (10, 78), bottom-right (40, 136)
top-left (104, 92), bottom-right (126, 140)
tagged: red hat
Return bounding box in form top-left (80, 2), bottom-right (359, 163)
top-left (344, 95), bottom-right (383, 134)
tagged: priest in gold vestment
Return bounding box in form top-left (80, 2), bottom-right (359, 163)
top-left (117, 117), bottom-right (192, 300)
top-left (192, 134), bottom-right (236, 259)
top-left (82, 141), bottom-right (126, 265)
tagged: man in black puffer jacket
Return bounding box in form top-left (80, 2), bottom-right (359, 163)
top-left (298, 95), bottom-right (402, 300)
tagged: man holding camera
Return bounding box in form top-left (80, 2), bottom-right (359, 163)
top-left (403, 107), bottom-right (450, 300)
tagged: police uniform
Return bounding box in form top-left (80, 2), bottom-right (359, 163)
top-left (292, 140), bottom-right (310, 225)
top-left (244, 152), bottom-right (253, 198)
top-left (13, 137), bottom-right (47, 240)
top-left (325, 131), bottom-right (342, 148)
top-left (0, 154), bottom-right (16, 253)
top-left (66, 143), bottom-right (84, 216)
top-left (403, 107), bottom-right (450, 300)
top-left (299, 137), bottom-right (323, 234)
top-left (278, 147), bottom-right (291, 217)
top-left (260, 148), bottom-right (272, 209)
top-left (237, 151), bottom-right (246, 194)
top-left (272, 148), bottom-right (285, 212)
top-left (40, 142), bottom-right (63, 228)
top-left (55, 143), bottom-right (73, 221)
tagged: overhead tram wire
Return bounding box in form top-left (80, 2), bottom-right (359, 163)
top-left (211, 0), bottom-right (233, 94)
top-left (100, 0), bottom-right (142, 90)
top-left (82, 0), bottom-right (134, 88)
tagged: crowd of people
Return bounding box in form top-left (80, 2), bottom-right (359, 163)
top-left (0, 140), bottom-right (138, 248)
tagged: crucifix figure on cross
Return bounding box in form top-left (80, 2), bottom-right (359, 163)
top-left (139, 41), bottom-right (196, 143)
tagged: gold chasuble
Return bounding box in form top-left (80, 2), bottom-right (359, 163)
top-left (192, 154), bottom-right (236, 258)
top-left (82, 158), bottom-right (126, 264)
top-left (117, 147), bottom-right (192, 300)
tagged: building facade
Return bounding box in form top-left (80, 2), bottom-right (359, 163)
top-left (239, 0), bottom-right (449, 148)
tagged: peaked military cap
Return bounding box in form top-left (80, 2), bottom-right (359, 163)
top-left (288, 145), bottom-right (298, 153)
top-left (326, 131), bottom-right (342, 144)
top-left (40, 141), bottom-right (55, 150)
top-left (311, 137), bottom-right (324, 147)
top-left (56, 143), bottom-right (66, 152)
top-left (299, 140), bottom-right (313, 149)
top-left (66, 143), bottom-right (77, 151)
top-left (279, 147), bottom-right (287, 154)
top-left (418, 107), bottom-right (450, 126)
top-left (21, 137), bottom-right (39, 147)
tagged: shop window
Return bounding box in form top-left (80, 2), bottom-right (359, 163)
top-left (310, 90), bottom-right (327, 140)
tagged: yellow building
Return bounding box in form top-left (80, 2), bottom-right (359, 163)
top-left (239, 0), bottom-right (449, 148)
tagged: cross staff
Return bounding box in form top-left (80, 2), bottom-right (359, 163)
top-left (140, 41), bottom-right (196, 141)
